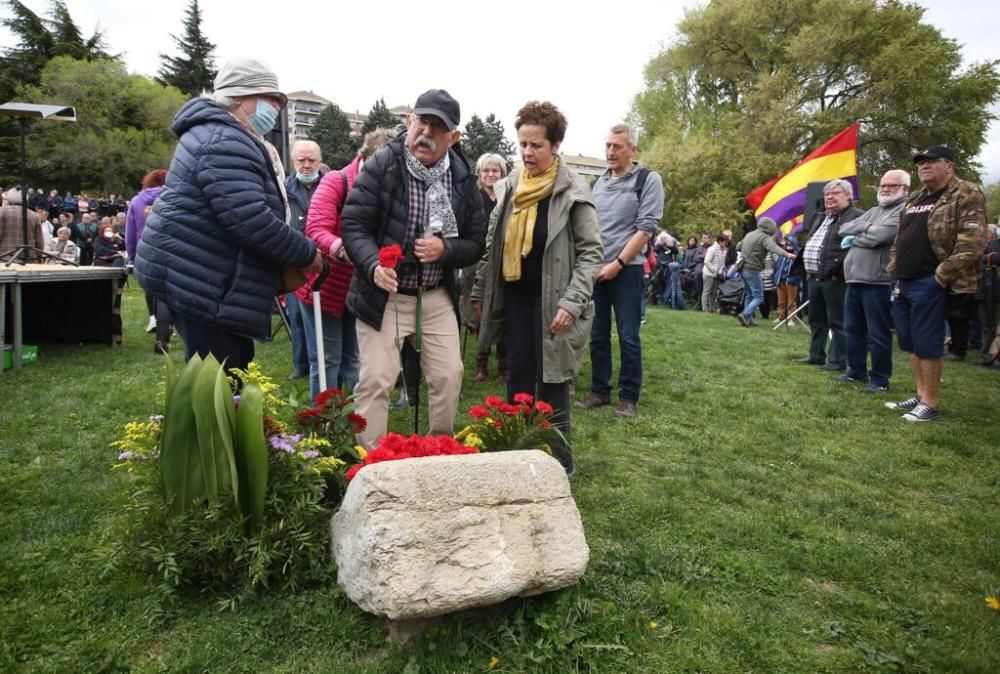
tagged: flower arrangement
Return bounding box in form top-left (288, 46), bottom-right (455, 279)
top-left (456, 393), bottom-right (564, 454)
top-left (106, 359), bottom-right (344, 604)
top-left (295, 387), bottom-right (367, 463)
top-left (345, 432), bottom-right (478, 482)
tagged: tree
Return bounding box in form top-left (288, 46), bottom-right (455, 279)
top-left (361, 98), bottom-right (400, 135)
top-left (632, 0), bottom-right (1000, 238)
top-left (17, 56), bottom-right (185, 195)
top-left (308, 104), bottom-right (358, 171)
top-left (0, 0), bottom-right (110, 101)
top-left (985, 180), bottom-right (1000, 224)
top-left (157, 0), bottom-right (217, 98)
top-left (461, 113), bottom-right (516, 166)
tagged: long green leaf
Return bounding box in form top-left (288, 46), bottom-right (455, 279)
top-left (234, 383), bottom-right (268, 531)
top-left (191, 355), bottom-right (221, 501)
top-left (160, 355), bottom-right (206, 515)
top-left (212, 364), bottom-right (239, 504)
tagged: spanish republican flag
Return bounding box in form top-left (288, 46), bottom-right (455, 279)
top-left (746, 123), bottom-right (859, 234)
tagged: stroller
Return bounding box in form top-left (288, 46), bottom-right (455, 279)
top-left (645, 262), bottom-right (670, 306)
top-left (717, 277), bottom-right (745, 315)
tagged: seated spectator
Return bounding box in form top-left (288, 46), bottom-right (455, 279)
top-left (93, 222), bottom-right (126, 267)
top-left (45, 226), bottom-right (80, 263)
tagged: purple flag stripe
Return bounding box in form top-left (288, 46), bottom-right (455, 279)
top-left (757, 176), bottom-right (859, 225)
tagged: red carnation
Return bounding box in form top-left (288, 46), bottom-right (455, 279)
top-left (534, 400), bottom-right (554, 415)
top-left (345, 464), bottom-right (362, 482)
top-left (379, 244), bottom-right (404, 268)
top-left (513, 392), bottom-right (534, 405)
top-left (468, 405), bottom-right (490, 419)
top-left (348, 412), bottom-right (367, 434)
top-left (541, 419), bottom-right (552, 429)
top-left (484, 395), bottom-right (504, 407)
top-left (498, 403), bottom-right (521, 416)
top-left (315, 388), bottom-right (344, 410)
top-left (296, 408), bottom-right (322, 426)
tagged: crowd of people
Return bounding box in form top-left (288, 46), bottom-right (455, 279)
top-left (10, 56), bottom-right (993, 470)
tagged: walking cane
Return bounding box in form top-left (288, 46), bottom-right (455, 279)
top-left (311, 259), bottom-right (331, 396)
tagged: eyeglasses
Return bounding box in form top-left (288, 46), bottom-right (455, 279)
top-left (413, 114), bottom-right (450, 135)
top-left (879, 183), bottom-right (907, 189)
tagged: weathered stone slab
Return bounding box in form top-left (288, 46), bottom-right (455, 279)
top-left (331, 449), bottom-right (589, 621)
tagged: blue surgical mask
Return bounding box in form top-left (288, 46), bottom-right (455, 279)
top-left (247, 98), bottom-right (278, 136)
top-left (296, 171), bottom-right (319, 184)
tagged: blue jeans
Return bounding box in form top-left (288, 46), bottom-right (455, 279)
top-left (590, 264), bottom-right (643, 402)
top-left (285, 293), bottom-right (310, 376)
top-left (893, 275), bottom-right (947, 358)
top-left (299, 302), bottom-right (360, 402)
top-left (844, 283), bottom-right (893, 386)
top-left (662, 261), bottom-right (683, 308)
top-left (740, 271), bottom-right (764, 323)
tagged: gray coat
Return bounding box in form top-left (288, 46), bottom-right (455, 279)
top-left (737, 218), bottom-right (786, 272)
top-left (472, 162), bottom-right (603, 383)
top-left (839, 201), bottom-right (902, 285)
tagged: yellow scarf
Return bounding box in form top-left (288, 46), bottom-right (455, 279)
top-left (503, 158), bottom-right (559, 281)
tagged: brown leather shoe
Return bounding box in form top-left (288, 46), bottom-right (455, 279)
top-left (614, 400), bottom-right (637, 417)
top-left (474, 353), bottom-right (489, 382)
top-left (575, 393), bottom-right (610, 409)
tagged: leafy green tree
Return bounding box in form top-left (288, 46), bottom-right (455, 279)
top-left (308, 104), bottom-right (358, 171)
top-left (0, 0), bottom-right (109, 101)
top-left (157, 0), bottom-right (217, 97)
top-left (984, 180), bottom-right (1000, 223)
top-left (361, 98), bottom-right (401, 135)
top-left (18, 56), bottom-right (185, 195)
top-left (461, 113), bottom-right (516, 166)
top-left (633, 0), bottom-right (1000, 238)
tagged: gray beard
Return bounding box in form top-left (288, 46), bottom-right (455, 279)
top-left (877, 193), bottom-right (906, 208)
top-left (415, 135), bottom-right (437, 153)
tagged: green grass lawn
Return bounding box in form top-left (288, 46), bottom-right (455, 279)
top-left (2, 284), bottom-right (998, 673)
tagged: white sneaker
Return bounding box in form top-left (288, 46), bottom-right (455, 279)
top-left (146, 316), bottom-right (157, 333)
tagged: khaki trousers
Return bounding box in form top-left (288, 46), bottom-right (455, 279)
top-left (354, 287), bottom-right (463, 448)
top-left (776, 283), bottom-right (798, 320)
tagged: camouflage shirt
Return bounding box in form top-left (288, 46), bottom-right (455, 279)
top-left (887, 176), bottom-right (987, 294)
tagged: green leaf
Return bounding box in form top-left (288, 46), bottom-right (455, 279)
top-left (234, 384), bottom-right (268, 531)
top-left (160, 354), bottom-right (206, 515)
top-left (191, 355), bottom-right (221, 501)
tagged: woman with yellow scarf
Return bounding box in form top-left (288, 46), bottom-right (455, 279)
top-left (471, 101), bottom-right (604, 475)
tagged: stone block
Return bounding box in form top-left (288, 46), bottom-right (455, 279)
top-left (331, 449), bottom-right (589, 621)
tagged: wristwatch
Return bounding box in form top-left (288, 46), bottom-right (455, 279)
top-left (616, 257), bottom-right (626, 268)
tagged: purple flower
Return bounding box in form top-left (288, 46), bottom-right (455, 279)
top-left (232, 394), bottom-right (240, 407)
top-left (148, 415), bottom-right (164, 423)
top-left (301, 450), bottom-right (319, 460)
top-left (118, 451), bottom-right (132, 461)
top-left (268, 434), bottom-right (296, 454)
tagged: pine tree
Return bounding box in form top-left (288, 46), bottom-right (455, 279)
top-left (157, 0), bottom-right (217, 97)
top-left (461, 113), bottom-right (516, 166)
top-left (361, 98), bottom-right (401, 135)
top-left (309, 104), bottom-right (358, 171)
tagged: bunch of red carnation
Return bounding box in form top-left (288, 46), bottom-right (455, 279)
top-left (379, 244), bottom-right (404, 268)
top-left (293, 387), bottom-right (366, 462)
top-left (460, 393), bottom-right (562, 453)
top-left (345, 432), bottom-right (478, 481)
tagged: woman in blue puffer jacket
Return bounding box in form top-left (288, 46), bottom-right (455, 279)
top-left (136, 58), bottom-right (322, 371)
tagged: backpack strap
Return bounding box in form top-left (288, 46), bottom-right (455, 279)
top-left (634, 168), bottom-right (650, 201)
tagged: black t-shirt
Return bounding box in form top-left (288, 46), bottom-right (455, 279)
top-left (506, 194), bottom-right (551, 296)
top-left (895, 189), bottom-right (944, 279)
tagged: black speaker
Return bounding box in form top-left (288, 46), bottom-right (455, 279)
top-left (803, 181), bottom-right (827, 230)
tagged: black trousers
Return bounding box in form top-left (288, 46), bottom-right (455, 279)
top-left (172, 312), bottom-right (254, 375)
top-left (502, 286), bottom-right (570, 437)
top-left (946, 293), bottom-right (978, 356)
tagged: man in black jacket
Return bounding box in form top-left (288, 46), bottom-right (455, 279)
top-left (341, 89), bottom-right (485, 448)
top-left (796, 179), bottom-right (864, 369)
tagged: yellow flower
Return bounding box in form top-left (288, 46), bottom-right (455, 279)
top-left (488, 656), bottom-right (499, 669)
top-left (649, 621), bottom-right (658, 630)
top-left (986, 595), bottom-right (1000, 611)
top-left (354, 445), bottom-right (368, 460)
top-left (462, 432), bottom-right (484, 450)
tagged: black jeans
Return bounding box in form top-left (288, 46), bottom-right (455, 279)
top-left (172, 312), bottom-right (254, 375)
top-left (946, 293), bottom-right (978, 356)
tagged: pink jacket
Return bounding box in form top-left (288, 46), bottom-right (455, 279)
top-left (295, 156), bottom-right (360, 317)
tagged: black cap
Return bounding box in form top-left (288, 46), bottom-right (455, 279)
top-left (913, 145), bottom-right (955, 163)
top-left (413, 89), bottom-right (460, 130)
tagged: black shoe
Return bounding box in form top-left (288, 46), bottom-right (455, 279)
top-left (737, 314), bottom-right (751, 327)
top-left (153, 341), bottom-right (169, 355)
top-left (885, 395), bottom-right (920, 411)
top-left (820, 362), bottom-right (846, 371)
top-left (288, 371), bottom-right (308, 380)
top-left (942, 353), bottom-right (965, 362)
top-left (834, 372), bottom-right (866, 383)
top-left (794, 357), bottom-right (824, 365)
top-left (863, 382), bottom-right (889, 393)
top-left (903, 403), bottom-right (940, 422)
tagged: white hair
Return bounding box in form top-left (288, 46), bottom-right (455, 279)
top-left (610, 123), bottom-right (638, 147)
top-left (209, 92), bottom-right (239, 108)
top-left (3, 188), bottom-right (22, 205)
top-left (824, 179), bottom-right (854, 198)
top-left (291, 139), bottom-right (322, 160)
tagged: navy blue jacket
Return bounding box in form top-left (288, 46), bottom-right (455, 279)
top-left (136, 97), bottom-right (317, 340)
top-left (341, 134), bottom-right (485, 331)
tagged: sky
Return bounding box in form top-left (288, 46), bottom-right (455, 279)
top-left (2, 0), bottom-right (999, 182)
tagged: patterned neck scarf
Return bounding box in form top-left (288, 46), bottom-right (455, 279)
top-left (503, 159), bottom-right (559, 281)
top-left (403, 143), bottom-right (458, 239)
